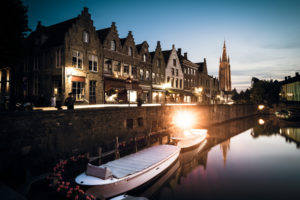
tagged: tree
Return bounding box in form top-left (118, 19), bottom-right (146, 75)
top-left (0, 0), bottom-right (30, 67)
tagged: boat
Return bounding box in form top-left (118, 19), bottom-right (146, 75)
top-left (75, 144), bottom-right (180, 199)
top-left (171, 129), bottom-right (207, 149)
top-left (275, 108), bottom-right (300, 121)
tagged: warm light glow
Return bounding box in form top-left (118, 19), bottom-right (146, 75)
top-left (107, 94), bottom-right (117, 102)
top-left (153, 92), bottom-right (158, 98)
top-left (258, 105), bottom-right (265, 110)
top-left (258, 119), bottom-right (265, 125)
top-left (287, 93), bottom-right (294, 97)
top-left (162, 82), bottom-right (171, 89)
top-left (66, 67), bottom-right (74, 77)
top-left (54, 88), bottom-right (58, 95)
top-left (195, 87), bottom-right (203, 93)
top-left (158, 92), bottom-right (163, 97)
top-left (172, 111), bottom-right (195, 130)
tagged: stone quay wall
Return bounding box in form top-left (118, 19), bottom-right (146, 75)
top-left (0, 104), bottom-right (257, 179)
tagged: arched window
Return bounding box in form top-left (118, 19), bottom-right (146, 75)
top-left (111, 40), bottom-right (116, 51)
top-left (143, 54), bottom-right (146, 62)
top-left (83, 31), bottom-right (89, 43)
top-left (128, 47), bottom-right (133, 56)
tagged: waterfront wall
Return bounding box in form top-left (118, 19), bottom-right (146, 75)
top-left (0, 104), bottom-right (257, 180)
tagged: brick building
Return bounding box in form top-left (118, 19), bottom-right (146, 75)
top-left (22, 8), bottom-right (104, 105)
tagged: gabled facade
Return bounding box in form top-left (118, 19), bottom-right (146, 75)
top-left (135, 41), bottom-right (152, 103)
top-left (163, 45), bottom-right (184, 103)
top-left (98, 23), bottom-right (141, 103)
top-left (23, 7), bottom-right (103, 105)
top-left (150, 41), bottom-right (166, 103)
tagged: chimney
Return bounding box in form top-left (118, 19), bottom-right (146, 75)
top-left (296, 72), bottom-right (299, 77)
top-left (288, 76), bottom-right (291, 79)
top-left (285, 76), bottom-right (287, 81)
top-left (178, 48), bottom-right (182, 55)
top-left (184, 52), bottom-right (187, 59)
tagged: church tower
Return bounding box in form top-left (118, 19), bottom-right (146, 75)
top-left (219, 41), bottom-right (231, 91)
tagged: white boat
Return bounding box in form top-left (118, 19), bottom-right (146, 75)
top-left (171, 129), bottom-right (207, 149)
top-left (75, 144), bottom-right (180, 199)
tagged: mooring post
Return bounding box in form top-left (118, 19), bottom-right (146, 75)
top-left (98, 147), bottom-right (102, 165)
top-left (134, 137), bottom-right (138, 153)
top-left (115, 136), bottom-right (120, 159)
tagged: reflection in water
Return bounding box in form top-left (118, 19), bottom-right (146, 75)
top-left (131, 116), bottom-right (300, 200)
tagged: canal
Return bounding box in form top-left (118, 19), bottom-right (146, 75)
top-left (127, 116), bottom-right (300, 200)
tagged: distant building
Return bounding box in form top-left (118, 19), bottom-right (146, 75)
top-left (219, 41), bottom-right (231, 92)
top-left (150, 41), bottom-right (166, 104)
top-left (162, 45), bottom-right (184, 103)
top-left (280, 72), bottom-right (300, 102)
top-left (177, 49), bottom-right (198, 103)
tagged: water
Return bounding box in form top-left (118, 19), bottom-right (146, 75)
top-left (129, 116), bottom-right (300, 200)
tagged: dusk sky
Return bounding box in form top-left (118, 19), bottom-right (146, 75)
top-left (23, 0), bottom-right (300, 91)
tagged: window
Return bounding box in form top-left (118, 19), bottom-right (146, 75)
top-left (88, 55), bottom-right (98, 72)
top-left (89, 80), bottom-right (96, 103)
top-left (143, 54), bottom-right (146, 62)
top-left (72, 50), bottom-right (83, 69)
top-left (171, 78), bottom-right (174, 87)
top-left (173, 59), bottom-right (176, 67)
top-left (157, 59), bottom-right (161, 67)
top-left (167, 76), bottom-right (170, 82)
top-left (83, 31), bottom-right (89, 43)
top-left (123, 65), bottom-right (129, 74)
top-left (126, 119), bottom-right (133, 129)
top-left (33, 56), bottom-right (38, 71)
top-left (176, 69), bottom-right (178, 76)
top-left (180, 79), bottom-right (182, 88)
top-left (176, 79), bottom-right (178, 88)
top-left (56, 49), bottom-right (64, 68)
top-left (72, 81), bottom-right (85, 100)
top-left (132, 66), bottom-right (137, 79)
top-left (139, 69), bottom-right (144, 80)
top-left (184, 68), bottom-right (187, 74)
top-left (114, 61), bottom-right (121, 72)
top-left (33, 75), bottom-right (38, 95)
top-left (152, 73), bottom-right (155, 82)
top-left (187, 68), bottom-right (190, 74)
top-left (104, 59), bottom-right (112, 74)
top-left (128, 47), bottom-right (133, 56)
top-left (171, 68), bottom-right (174, 75)
top-left (111, 40), bottom-right (116, 51)
top-left (137, 117), bottom-right (144, 127)
top-left (146, 70), bottom-right (150, 80)
top-left (156, 74), bottom-right (160, 83)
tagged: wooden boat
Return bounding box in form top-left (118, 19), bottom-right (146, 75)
top-left (171, 129), bottom-right (207, 149)
top-left (75, 145), bottom-right (180, 199)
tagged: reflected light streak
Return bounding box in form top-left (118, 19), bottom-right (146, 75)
top-left (172, 111), bottom-right (195, 130)
top-left (258, 118), bottom-right (265, 125)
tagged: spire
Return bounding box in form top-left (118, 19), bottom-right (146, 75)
top-left (222, 40), bottom-right (227, 62)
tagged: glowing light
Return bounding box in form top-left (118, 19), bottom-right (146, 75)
top-left (66, 67), bottom-right (74, 77)
top-left (54, 88), bottom-right (58, 95)
top-left (172, 111), bottom-right (195, 130)
top-left (162, 82), bottom-right (171, 89)
top-left (258, 105), bottom-right (265, 110)
top-left (258, 119), bottom-right (265, 125)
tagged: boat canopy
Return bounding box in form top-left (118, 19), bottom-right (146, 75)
top-left (99, 145), bottom-right (179, 179)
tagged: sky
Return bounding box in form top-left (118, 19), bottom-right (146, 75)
top-left (23, 0), bottom-right (300, 91)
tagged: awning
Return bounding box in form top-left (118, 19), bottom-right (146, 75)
top-left (72, 76), bottom-right (85, 82)
top-left (167, 89), bottom-right (195, 96)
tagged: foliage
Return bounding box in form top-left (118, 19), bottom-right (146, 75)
top-left (0, 0), bottom-right (30, 67)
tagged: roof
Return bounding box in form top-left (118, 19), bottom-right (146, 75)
top-left (135, 43), bottom-right (143, 53)
top-left (120, 38), bottom-right (126, 46)
top-left (162, 50), bottom-right (172, 64)
top-left (150, 51), bottom-right (155, 59)
top-left (280, 74), bottom-right (300, 85)
top-left (96, 27), bottom-right (110, 43)
top-left (28, 17), bottom-right (78, 48)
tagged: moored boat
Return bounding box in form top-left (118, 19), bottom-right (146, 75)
top-left (171, 129), bottom-right (207, 149)
top-left (75, 144), bottom-right (180, 199)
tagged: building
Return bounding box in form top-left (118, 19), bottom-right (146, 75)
top-left (280, 72), bottom-right (300, 102)
top-left (162, 45), bottom-right (184, 103)
top-left (219, 41), bottom-right (231, 92)
top-left (196, 59), bottom-right (211, 103)
top-left (150, 41), bottom-right (167, 104)
top-left (23, 7), bottom-right (104, 105)
top-left (98, 22), bottom-right (142, 104)
top-left (177, 49), bottom-right (198, 103)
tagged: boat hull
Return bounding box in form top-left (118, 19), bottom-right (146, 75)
top-left (80, 147), bottom-right (180, 199)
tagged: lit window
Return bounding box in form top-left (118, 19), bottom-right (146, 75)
top-left (143, 54), bottom-right (146, 62)
top-left (111, 40), bottom-right (116, 51)
top-left (72, 50), bottom-right (83, 69)
top-left (88, 55), bottom-right (98, 72)
top-left (72, 81), bottom-right (85, 100)
top-left (83, 31), bottom-right (89, 43)
top-left (146, 70), bottom-right (150, 80)
top-left (128, 47), bottom-right (133, 56)
top-left (152, 72), bottom-right (155, 82)
top-left (139, 69), bottom-right (144, 80)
